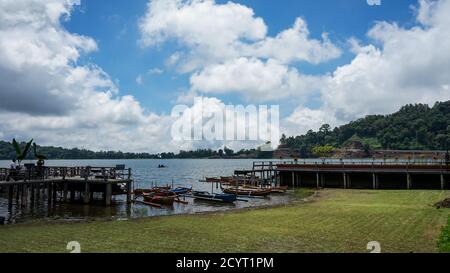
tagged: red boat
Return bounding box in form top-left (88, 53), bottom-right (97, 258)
top-left (143, 194), bottom-right (176, 206)
top-left (205, 177), bottom-right (222, 183)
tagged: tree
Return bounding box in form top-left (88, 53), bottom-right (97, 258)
top-left (11, 138), bottom-right (33, 164)
top-left (312, 145), bottom-right (335, 158)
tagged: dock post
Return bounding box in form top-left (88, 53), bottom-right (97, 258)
top-left (30, 184), bottom-right (35, 204)
top-left (21, 184), bottom-right (28, 207)
top-left (47, 182), bottom-right (52, 205)
top-left (343, 173), bottom-right (347, 189)
top-left (15, 185), bottom-right (20, 202)
top-left (407, 173), bottom-right (411, 190)
top-left (83, 182), bottom-right (91, 204)
top-left (316, 172), bottom-right (320, 189)
top-left (441, 174), bottom-right (445, 190)
top-left (70, 190), bottom-right (75, 202)
top-left (52, 183), bottom-right (57, 203)
top-left (8, 185), bottom-right (13, 207)
top-left (292, 172), bottom-right (295, 189)
top-left (63, 182), bottom-right (68, 202)
top-left (105, 183), bottom-right (112, 206)
top-left (372, 173), bottom-right (376, 189)
top-left (126, 181), bottom-right (131, 204)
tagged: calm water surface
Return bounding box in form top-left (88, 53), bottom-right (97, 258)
top-left (0, 159), bottom-right (295, 224)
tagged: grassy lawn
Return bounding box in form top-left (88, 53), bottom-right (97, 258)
top-left (1, 189), bottom-right (449, 253)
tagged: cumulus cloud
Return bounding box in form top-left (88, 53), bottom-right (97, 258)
top-left (139, 0), bottom-right (341, 73)
top-left (190, 57), bottom-right (324, 101)
top-left (283, 0), bottom-right (450, 137)
top-left (0, 0), bottom-right (175, 152)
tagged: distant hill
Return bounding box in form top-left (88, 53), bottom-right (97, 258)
top-left (280, 101), bottom-right (450, 158)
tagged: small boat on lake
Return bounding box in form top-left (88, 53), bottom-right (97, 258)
top-left (243, 185), bottom-right (288, 193)
top-left (170, 187), bottom-right (192, 195)
top-left (192, 191), bottom-right (237, 203)
top-left (221, 186), bottom-right (271, 197)
top-left (205, 177), bottom-right (222, 183)
top-left (143, 194), bottom-right (176, 206)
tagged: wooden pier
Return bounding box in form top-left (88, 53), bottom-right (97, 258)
top-left (0, 165), bottom-right (133, 209)
top-left (236, 160), bottom-right (449, 190)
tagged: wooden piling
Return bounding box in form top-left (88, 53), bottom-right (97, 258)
top-left (47, 182), bottom-right (52, 205)
top-left (343, 173), bottom-right (347, 189)
top-left (316, 172), bottom-right (320, 189)
top-left (83, 182), bottom-right (90, 204)
top-left (105, 183), bottom-right (112, 206)
top-left (63, 182), bottom-right (68, 202)
top-left (8, 185), bottom-right (13, 207)
top-left (407, 173), bottom-right (412, 190)
top-left (70, 190), bottom-right (75, 202)
top-left (372, 173), bottom-right (377, 189)
top-left (126, 181), bottom-right (131, 204)
top-left (441, 174), bottom-right (445, 190)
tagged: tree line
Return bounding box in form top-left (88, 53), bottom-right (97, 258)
top-left (281, 101), bottom-right (450, 157)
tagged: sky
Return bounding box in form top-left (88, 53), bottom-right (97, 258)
top-left (0, 0), bottom-right (449, 153)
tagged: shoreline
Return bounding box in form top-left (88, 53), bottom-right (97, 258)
top-left (0, 189), bottom-right (316, 227)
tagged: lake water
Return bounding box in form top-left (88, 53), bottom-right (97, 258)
top-left (0, 159), bottom-right (295, 224)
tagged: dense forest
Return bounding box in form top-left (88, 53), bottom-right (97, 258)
top-left (1, 101), bottom-right (449, 160)
top-left (0, 140), bottom-right (266, 160)
top-left (281, 101), bottom-right (450, 157)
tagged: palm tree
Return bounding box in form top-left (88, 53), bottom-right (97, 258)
top-left (11, 138), bottom-right (33, 165)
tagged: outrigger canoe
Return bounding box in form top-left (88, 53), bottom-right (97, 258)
top-left (205, 177), bottom-right (222, 183)
top-left (221, 186), bottom-right (271, 197)
top-left (169, 187), bottom-right (192, 195)
top-left (192, 191), bottom-right (237, 203)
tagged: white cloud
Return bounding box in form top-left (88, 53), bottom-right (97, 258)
top-left (283, 0), bottom-right (450, 136)
top-left (190, 57), bottom-right (324, 101)
top-left (148, 68), bottom-right (164, 75)
top-left (139, 0), bottom-right (340, 74)
top-left (244, 18), bottom-right (341, 65)
top-left (0, 0), bottom-right (177, 153)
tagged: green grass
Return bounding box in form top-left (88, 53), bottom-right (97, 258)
top-left (438, 216), bottom-right (450, 253)
top-left (0, 189), bottom-right (449, 253)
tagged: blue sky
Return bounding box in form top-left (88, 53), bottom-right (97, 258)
top-left (63, 0), bottom-right (417, 114)
top-left (1, 0), bottom-right (449, 152)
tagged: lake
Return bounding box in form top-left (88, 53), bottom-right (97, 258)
top-left (0, 159), bottom-right (294, 224)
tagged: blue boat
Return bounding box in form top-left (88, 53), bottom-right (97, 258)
top-left (192, 191), bottom-right (237, 203)
top-left (170, 187), bottom-right (192, 195)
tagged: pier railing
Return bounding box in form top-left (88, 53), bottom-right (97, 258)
top-left (0, 166), bottom-right (132, 182)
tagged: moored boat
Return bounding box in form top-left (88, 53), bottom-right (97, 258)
top-left (205, 177), bottom-right (222, 183)
top-left (170, 187), bottom-right (192, 195)
top-left (192, 191), bottom-right (237, 203)
top-left (143, 194), bottom-right (176, 206)
top-left (221, 186), bottom-right (271, 197)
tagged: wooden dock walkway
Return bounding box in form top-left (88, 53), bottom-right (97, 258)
top-left (235, 160), bottom-right (450, 190)
top-left (0, 166), bottom-right (133, 208)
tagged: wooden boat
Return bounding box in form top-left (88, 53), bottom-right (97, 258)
top-left (134, 188), bottom-right (152, 195)
top-left (143, 194), bottom-right (175, 206)
top-left (170, 187), bottom-right (192, 195)
top-left (192, 191), bottom-right (237, 203)
top-left (221, 186), bottom-right (271, 197)
top-left (205, 177), bottom-right (222, 183)
top-left (242, 185), bottom-right (288, 193)
top-left (134, 185), bottom-right (171, 195)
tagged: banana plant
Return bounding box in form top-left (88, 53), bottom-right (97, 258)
top-left (33, 143), bottom-right (47, 160)
top-left (12, 138), bottom-right (33, 164)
